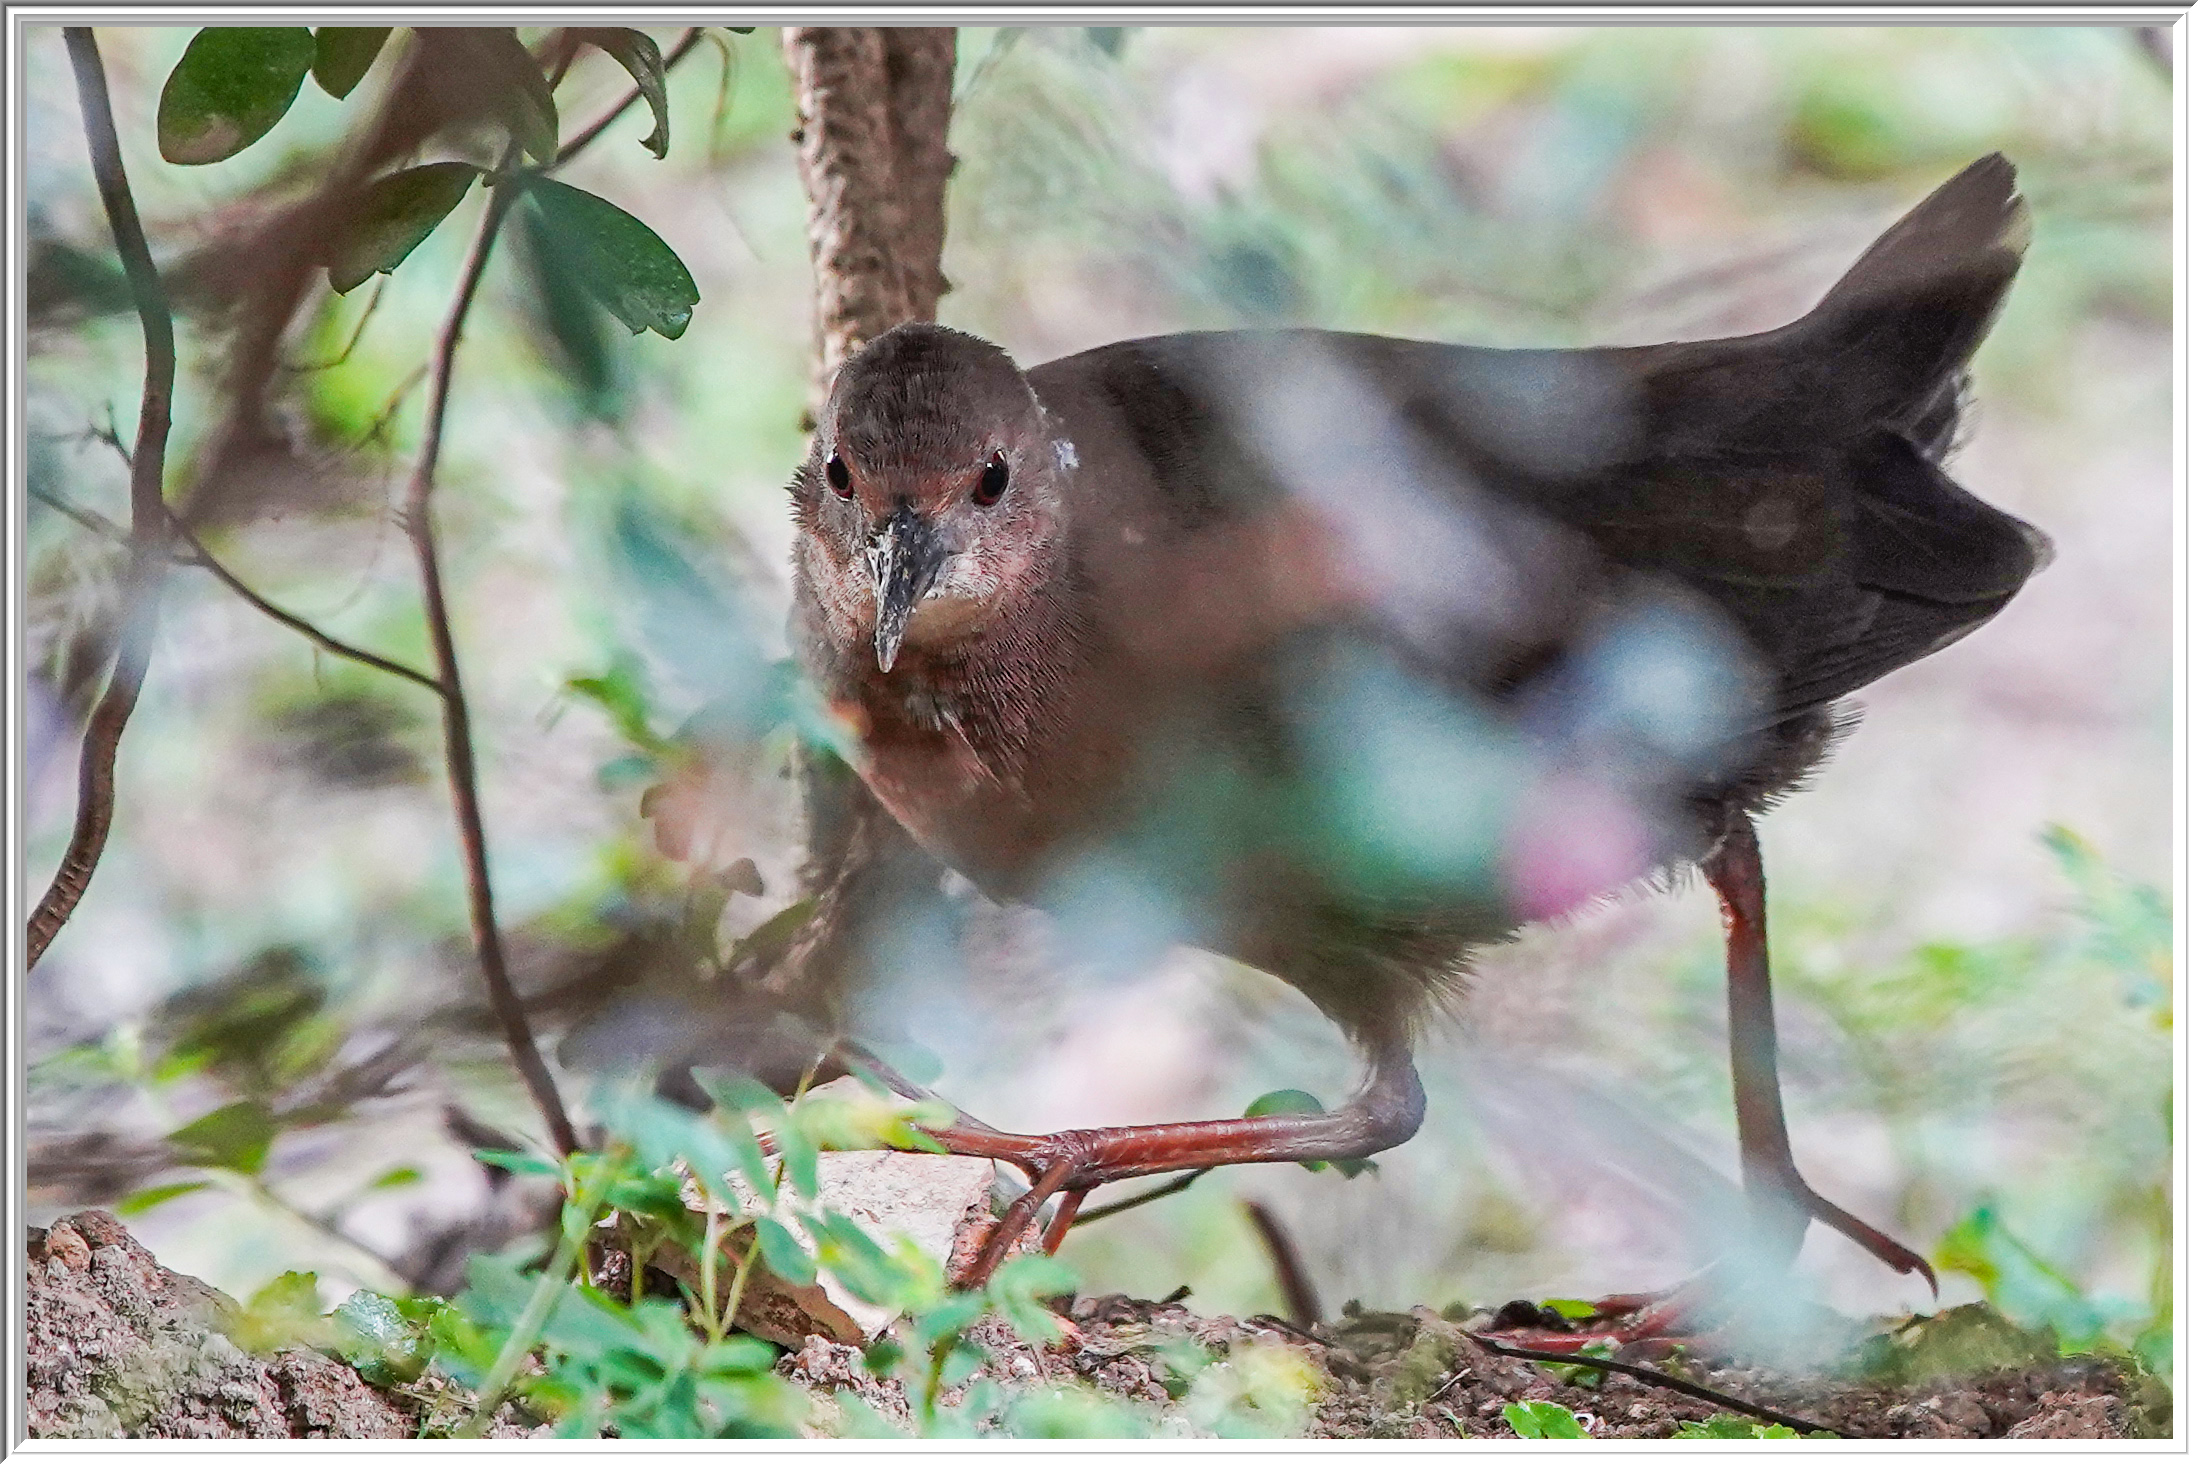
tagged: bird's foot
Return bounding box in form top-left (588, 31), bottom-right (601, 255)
top-left (847, 1042), bottom-right (1426, 1290)
top-left (1475, 1183), bottom-right (1939, 1362)
top-left (950, 1137), bottom-right (1119, 1289)
top-left (930, 1094), bottom-right (1419, 1289)
top-left (1786, 1183), bottom-right (1938, 1292)
top-left (1477, 1288), bottom-right (1714, 1358)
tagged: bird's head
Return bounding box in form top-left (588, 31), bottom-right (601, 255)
top-left (792, 323), bottom-right (1073, 674)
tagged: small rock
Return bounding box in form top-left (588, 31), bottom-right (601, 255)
top-left (26, 1209), bottom-right (416, 1440)
top-left (2009, 1391), bottom-right (2124, 1440)
top-left (658, 1085), bottom-right (1041, 1346)
top-left (40, 1222), bottom-right (92, 1271)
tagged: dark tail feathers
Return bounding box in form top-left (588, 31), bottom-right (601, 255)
top-left (1801, 153), bottom-right (2030, 447)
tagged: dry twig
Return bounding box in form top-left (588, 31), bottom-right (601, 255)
top-left (1244, 1199), bottom-right (1322, 1330)
top-left (1071, 1168), bottom-right (1210, 1227)
top-left (31, 484), bottom-right (435, 692)
top-left (393, 27), bottom-right (717, 1156)
top-left (166, 516), bottom-right (441, 694)
top-left (1457, 1332), bottom-right (1852, 1439)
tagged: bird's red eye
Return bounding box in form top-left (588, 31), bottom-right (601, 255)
top-left (973, 451), bottom-right (1009, 506)
top-left (825, 454), bottom-right (854, 499)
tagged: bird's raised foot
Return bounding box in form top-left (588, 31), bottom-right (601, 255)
top-left (928, 1064), bottom-right (1425, 1288)
top-left (843, 1041), bottom-right (1424, 1289)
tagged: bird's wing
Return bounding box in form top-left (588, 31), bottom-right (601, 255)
top-left (1030, 158), bottom-right (2046, 728)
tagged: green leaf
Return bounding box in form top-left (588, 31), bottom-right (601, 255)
top-left (575, 29), bottom-right (671, 159)
top-left (455, 1250), bottom-right (539, 1332)
top-left (861, 1336), bottom-right (905, 1378)
top-left (722, 1113), bottom-right (778, 1201)
top-left (428, 1291), bottom-right (504, 1385)
top-left (540, 1284), bottom-right (654, 1360)
top-left (597, 752), bottom-right (659, 791)
top-left (566, 655), bottom-right (667, 752)
top-left (368, 1165), bottom-right (423, 1190)
top-left (860, 1040), bottom-right (945, 1088)
top-left (235, 1269), bottom-right (331, 1352)
top-left (725, 899), bottom-right (818, 970)
top-left (699, 1334), bottom-right (777, 1378)
top-left (311, 27), bottom-right (390, 99)
top-left (327, 161), bottom-right (479, 293)
top-left (1673, 1413), bottom-right (1803, 1439)
top-left (775, 1118), bottom-right (820, 1201)
top-left (911, 1294), bottom-right (986, 1351)
top-left (593, 1084), bottom-right (747, 1210)
top-left (521, 178), bottom-right (700, 339)
top-left (1243, 1089), bottom-right (1333, 1173)
top-left (1541, 1340), bottom-right (1613, 1389)
top-left (1243, 1088), bottom-right (1323, 1120)
top-left (115, 1180), bottom-right (212, 1216)
top-left (1503, 1399), bottom-right (1589, 1438)
top-left (520, 202), bottom-right (622, 417)
top-left (249, 1270), bottom-right (321, 1310)
top-left (988, 1255), bottom-right (1078, 1343)
top-left (474, 1147), bottom-right (560, 1178)
top-left (1539, 1297), bottom-right (1599, 1320)
top-left (693, 1068), bottom-right (784, 1116)
top-left (802, 1210), bottom-right (901, 1307)
top-left (466, 28), bottom-right (559, 163)
top-left (751, 1216), bottom-right (815, 1288)
top-left (1003, 1385), bottom-right (1147, 1439)
top-left (331, 1289), bottom-right (436, 1386)
top-left (158, 27), bottom-right (317, 164)
top-left (166, 1100), bottom-right (278, 1175)
top-left (604, 1168), bottom-right (700, 1229)
top-left (686, 1072), bottom-right (782, 1200)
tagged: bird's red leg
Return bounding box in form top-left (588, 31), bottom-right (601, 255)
top-left (1040, 1190), bottom-right (1087, 1253)
top-left (1493, 813), bottom-right (1934, 1354)
top-left (896, 1038), bottom-right (1425, 1288)
top-left (1709, 813), bottom-right (1936, 1291)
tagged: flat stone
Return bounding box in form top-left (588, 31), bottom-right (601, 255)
top-left (653, 1088), bottom-right (1047, 1346)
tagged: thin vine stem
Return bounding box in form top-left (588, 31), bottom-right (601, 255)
top-left (399, 164), bottom-right (578, 1157)
top-left (30, 29), bottom-right (178, 970)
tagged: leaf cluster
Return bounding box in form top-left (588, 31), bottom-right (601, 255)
top-left (154, 26), bottom-right (700, 339)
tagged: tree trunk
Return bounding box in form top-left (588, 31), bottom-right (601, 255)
top-left (783, 27), bottom-right (958, 411)
top-left (776, 27), bottom-right (959, 1036)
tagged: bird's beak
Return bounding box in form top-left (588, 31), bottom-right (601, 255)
top-left (865, 502), bottom-right (947, 674)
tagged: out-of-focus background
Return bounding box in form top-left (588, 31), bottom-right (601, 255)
top-left (24, 24), bottom-right (2171, 1364)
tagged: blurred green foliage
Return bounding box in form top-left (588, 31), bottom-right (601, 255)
top-left (202, 1083), bottom-right (1311, 1437)
top-left (1673, 1412), bottom-right (1833, 1439)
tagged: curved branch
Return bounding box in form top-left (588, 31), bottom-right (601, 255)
top-left (167, 517), bottom-right (442, 694)
top-left (34, 480), bottom-right (443, 696)
top-left (401, 171), bottom-right (579, 1157)
top-left (394, 30), bottom-right (729, 1153)
top-left (30, 30), bottom-right (179, 970)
